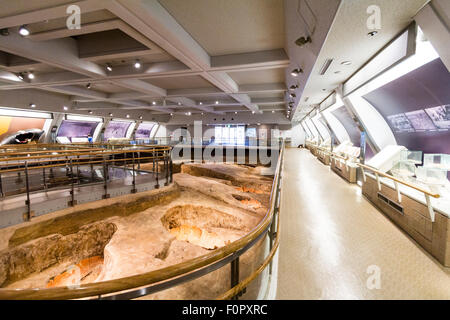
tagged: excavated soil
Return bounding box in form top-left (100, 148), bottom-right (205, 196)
top-left (0, 162), bottom-right (273, 299)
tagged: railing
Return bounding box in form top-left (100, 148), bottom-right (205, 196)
top-left (0, 142), bottom-right (285, 300)
top-left (0, 145), bottom-right (173, 221)
top-left (358, 163), bottom-right (440, 222)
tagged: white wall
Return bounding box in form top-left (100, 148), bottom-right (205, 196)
top-left (291, 123), bottom-right (306, 147)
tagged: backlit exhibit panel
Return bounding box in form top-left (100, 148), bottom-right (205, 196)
top-left (363, 58), bottom-right (450, 154)
top-left (135, 122), bottom-right (156, 139)
top-left (0, 116), bottom-right (46, 141)
top-left (331, 106), bottom-right (361, 146)
top-left (104, 121), bottom-right (132, 141)
top-left (57, 120), bottom-right (99, 140)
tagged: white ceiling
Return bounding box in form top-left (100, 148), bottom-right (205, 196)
top-left (293, 0), bottom-right (429, 121)
top-left (159, 0), bottom-right (286, 55)
top-left (0, 0), bottom-right (290, 123)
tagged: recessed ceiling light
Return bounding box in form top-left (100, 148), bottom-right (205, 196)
top-left (139, 115), bottom-right (143, 120)
top-left (199, 102), bottom-right (203, 105)
top-left (291, 68), bottom-right (303, 77)
top-left (88, 110), bottom-right (93, 114)
top-left (178, 102), bottom-right (181, 106)
top-left (186, 112), bottom-right (192, 116)
top-left (27, 72), bottom-right (34, 79)
top-left (134, 60), bottom-right (141, 69)
top-left (29, 103), bottom-right (36, 108)
top-left (257, 123), bottom-right (261, 126)
top-left (109, 113), bottom-right (113, 117)
top-left (170, 113), bottom-right (173, 116)
top-left (215, 101), bottom-right (219, 105)
top-left (201, 112), bottom-right (204, 115)
top-left (152, 101), bottom-right (156, 105)
top-left (235, 112), bottom-right (237, 114)
top-left (126, 114), bottom-right (130, 118)
top-left (272, 110), bottom-right (275, 113)
top-left (63, 106), bottom-right (68, 111)
top-left (341, 61), bottom-right (352, 66)
top-left (19, 25), bottom-right (30, 36)
top-left (106, 64), bottom-right (112, 72)
top-left (252, 111), bottom-right (255, 114)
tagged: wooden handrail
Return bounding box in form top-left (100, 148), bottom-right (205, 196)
top-left (0, 147), bottom-right (171, 163)
top-left (0, 143), bottom-right (285, 300)
top-left (358, 163), bottom-right (440, 199)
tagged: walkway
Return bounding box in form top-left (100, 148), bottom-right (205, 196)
top-left (276, 148), bottom-right (450, 299)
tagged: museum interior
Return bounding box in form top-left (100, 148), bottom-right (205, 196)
top-left (0, 0), bottom-right (448, 300)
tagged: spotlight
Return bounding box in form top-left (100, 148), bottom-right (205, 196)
top-left (29, 103), bottom-right (36, 108)
top-left (27, 72), bottom-right (34, 79)
top-left (134, 60), bottom-right (141, 69)
top-left (63, 106), bottom-right (68, 111)
top-left (295, 36), bottom-right (311, 47)
top-left (86, 83), bottom-right (91, 89)
top-left (178, 102), bottom-right (181, 106)
top-left (152, 101), bottom-right (156, 105)
top-left (252, 111), bottom-right (255, 114)
top-left (109, 113), bottom-right (113, 117)
top-left (367, 31), bottom-right (378, 37)
top-left (139, 115), bottom-right (143, 120)
top-left (17, 73), bottom-right (24, 80)
top-left (126, 114), bottom-right (130, 118)
top-left (215, 101), bottom-right (219, 105)
top-left (88, 110), bottom-right (93, 114)
top-left (272, 110), bottom-right (275, 113)
top-left (199, 102), bottom-right (203, 105)
top-left (19, 25), bottom-right (30, 36)
top-left (341, 61), bottom-right (352, 66)
top-left (291, 68), bottom-right (303, 77)
top-left (201, 112), bottom-right (204, 115)
top-left (106, 64), bottom-right (112, 72)
top-left (290, 93), bottom-right (296, 98)
top-left (170, 113), bottom-right (173, 116)
top-left (235, 112), bottom-right (237, 114)
top-left (289, 85), bottom-right (298, 90)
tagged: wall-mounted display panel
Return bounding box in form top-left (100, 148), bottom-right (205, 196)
top-left (331, 106), bottom-right (361, 146)
top-left (363, 58), bottom-right (450, 154)
top-left (135, 122), bottom-right (157, 139)
top-left (57, 120), bottom-right (100, 142)
top-left (104, 121), bottom-right (132, 141)
top-left (0, 116), bottom-right (47, 142)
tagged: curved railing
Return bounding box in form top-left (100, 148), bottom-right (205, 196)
top-left (0, 142), bottom-right (285, 300)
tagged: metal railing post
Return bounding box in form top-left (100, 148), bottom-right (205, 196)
top-left (24, 161), bottom-right (31, 221)
top-left (69, 159), bottom-right (76, 206)
top-left (0, 173), bottom-right (4, 197)
top-left (155, 151), bottom-right (160, 189)
top-left (169, 157), bottom-right (173, 184)
top-left (103, 156), bottom-right (110, 199)
top-left (43, 167), bottom-right (47, 190)
top-left (230, 257), bottom-right (240, 300)
top-left (164, 150), bottom-right (169, 186)
top-left (131, 151), bottom-right (137, 194)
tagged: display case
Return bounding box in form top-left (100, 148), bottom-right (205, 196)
top-left (391, 160), bottom-right (416, 181)
top-left (400, 150), bottom-right (423, 164)
top-left (416, 166), bottom-right (448, 185)
top-left (423, 154), bottom-right (450, 170)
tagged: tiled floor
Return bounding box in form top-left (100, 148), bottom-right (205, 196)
top-left (276, 148), bottom-right (450, 300)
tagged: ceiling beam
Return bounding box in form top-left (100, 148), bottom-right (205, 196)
top-left (211, 49), bottom-right (289, 72)
top-left (0, 32), bottom-right (106, 78)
